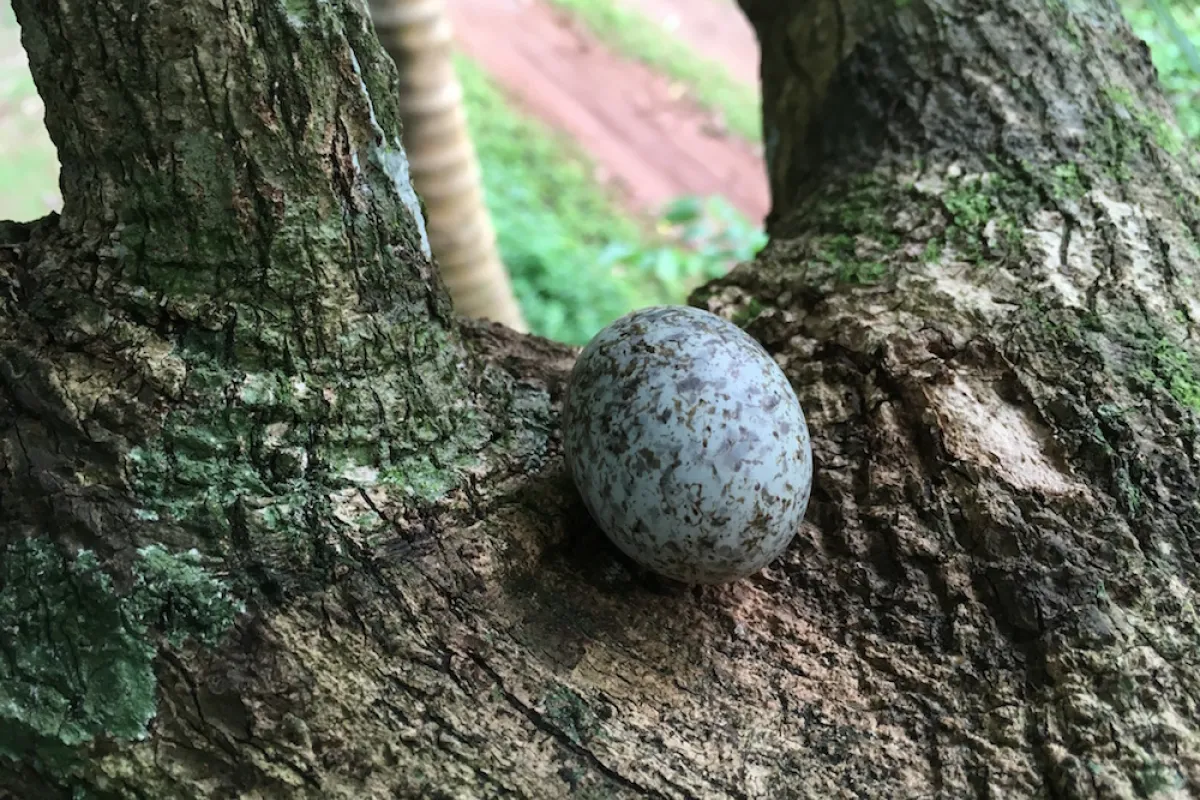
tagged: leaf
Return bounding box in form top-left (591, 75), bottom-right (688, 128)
top-left (661, 196), bottom-right (704, 225)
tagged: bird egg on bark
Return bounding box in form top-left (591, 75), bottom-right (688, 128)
top-left (562, 305), bottom-right (812, 584)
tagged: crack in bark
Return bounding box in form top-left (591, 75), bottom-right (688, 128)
top-left (466, 653), bottom-right (677, 800)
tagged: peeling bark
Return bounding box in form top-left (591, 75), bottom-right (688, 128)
top-left (2, 0), bottom-right (1200, 799)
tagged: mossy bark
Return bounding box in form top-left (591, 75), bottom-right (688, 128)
top-left (2, 0), bottom-right (1199, 798)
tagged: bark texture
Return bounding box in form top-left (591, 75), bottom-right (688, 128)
top-left (2, 0), bottom-right (1200, 799)
top-left (369, 0), bottom-right (528, 331)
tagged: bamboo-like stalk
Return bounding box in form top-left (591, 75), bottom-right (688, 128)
top-left (370, 0), bottom-right (528, 331)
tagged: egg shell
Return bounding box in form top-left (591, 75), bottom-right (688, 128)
top-left (562, 305), bottom-right (812, 584)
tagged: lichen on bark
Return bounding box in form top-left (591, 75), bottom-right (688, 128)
top-left (3, 0), bottom-right (1200, 797)
top-left (1, 0), bottom-right (549, 790)
top-left (708, 0), bottom-right (1200, 795)
top-left (0, 539), bottom-right (240, 775)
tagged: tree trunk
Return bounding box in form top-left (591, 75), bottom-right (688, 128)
top-left (369, 0), bottom-right (528, 331)
top-left (2, 1), bottom-right (1199, 799)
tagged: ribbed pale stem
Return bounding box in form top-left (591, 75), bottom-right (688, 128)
top-left (370, 0), bottom-right (528, 331)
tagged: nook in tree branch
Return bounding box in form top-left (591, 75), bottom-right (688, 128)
top-left (2, 0), bottom-right (1199, 797)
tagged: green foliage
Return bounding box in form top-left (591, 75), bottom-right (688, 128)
top-left (0, 4), bottom-right (60, 221)
top-left (458, 56), bottom-right (643, 343)
top-left (1123, 0), bottom-right (1200, 142)
top-left (0, 539), bottom-right (240, 769)
top-left (602, 195), bottom-right (766, 299)
top-left (541, 0), bottom-right (761, 144)
top-left (460, 58), bottom-right (764, 344)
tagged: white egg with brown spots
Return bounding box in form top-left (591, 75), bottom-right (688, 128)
top-left (562, 305), bottom-right (812, 584)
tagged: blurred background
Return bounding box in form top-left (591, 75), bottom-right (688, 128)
top-left (2, 0), bottom-right (1197, 344)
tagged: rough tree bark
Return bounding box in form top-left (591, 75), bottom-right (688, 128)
top-left (369, 0), bottom-right (528, 331)
top-left (1, 1), bottom-right (1198, 799)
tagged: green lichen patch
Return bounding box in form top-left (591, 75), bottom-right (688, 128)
top-left (122, 313), bottom-right (520, 600)
top-left (0, 539), bottom-right (239, 772)
top-left (128, 545), bottom-right (244, 649)
top-left (125, 320), bottom-right (481, 563)
top-left (377, 447), bottom-right (480, 502)
top-left (542, 685), bottom-right (603, 746)
top-left (793, 164), bottom-right (1044, 287)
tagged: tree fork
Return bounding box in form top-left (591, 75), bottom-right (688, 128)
top-left (2, 0), bottom-right (1200, 798)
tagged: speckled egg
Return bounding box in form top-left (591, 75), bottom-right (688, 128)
top-left (562, 305), bottom-right (812, 584)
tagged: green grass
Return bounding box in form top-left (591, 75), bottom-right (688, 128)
top-left (543, 0), bottom-right (762, 144)
top-left (458, 55), bottom-right (646, 341)
top-left (459, 55), bottom-right (763, 344)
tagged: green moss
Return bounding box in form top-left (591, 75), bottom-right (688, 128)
top-left (817, 230), bottom-right (888, 283)
top-left (1103, 85), bottom-right (1186, 159)
top-left (1144, 336), bottom-right (1200, 411)
top-left (1106, 85), bottom-right (1186, 154)
top-left (1105, 86), bottom-right (1139, 108)
top-left (943, 170), bottom-right (1035, 261)
top-left (1050, 162), bottom-right (1086, 202)
top-left (800, 174), bottom-right (907, 284)
top-left (942, 184), bottom-right (994, 260)
top-left (732, 297), bottom-right (765, 326)
top-left (798, 166), bottom-right (1039, 285)
top-left (1005, 294), bottom-right (1200, 534)
top-left (0, 539), bottom-right (239, 773)
top-left (1086, 116), bottom-right (1137, 183)
top-left (541, 0), bottom-right (761, 144)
